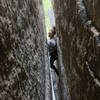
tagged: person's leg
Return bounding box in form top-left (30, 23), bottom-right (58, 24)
top-left (52, 65), bottom-right (59, 76)
top-left (50, 55), bottom-right (59, 76)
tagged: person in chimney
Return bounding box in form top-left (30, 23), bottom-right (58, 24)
top-left (48, 26), bottom-right (59, 76)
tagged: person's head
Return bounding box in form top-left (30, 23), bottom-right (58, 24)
top-left (48, 26), bottom-right (56, 39)
top-left (48, 29), bottom-right (54, 39)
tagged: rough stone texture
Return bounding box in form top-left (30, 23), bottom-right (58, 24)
top-left (52, 0), bottom-right (100, 100)
top-left (0, 0), bottom-right (47, 99)
top-left (84, 0), bottom-right (100, 30)
top-left (56, 38), bottom-right (68, 100)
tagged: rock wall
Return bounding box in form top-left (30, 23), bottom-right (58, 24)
top-left (0, 0), bottom-right (47, 100)
top-left (52, 0), bottom-right (100, 100)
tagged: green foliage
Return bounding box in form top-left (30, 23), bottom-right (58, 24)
top-left (43, 0), bottom-right (51, 33)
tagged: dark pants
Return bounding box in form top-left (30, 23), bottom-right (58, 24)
top-left (50, 51), bottom-right (59, 76)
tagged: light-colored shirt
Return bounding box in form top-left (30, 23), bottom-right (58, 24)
top-left (48, 37), bottom-right (57, 54)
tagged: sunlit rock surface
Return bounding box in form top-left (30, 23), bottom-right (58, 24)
top-left (0, 0), bottom-right (47, 99)
top-left (53, 0), bottom-right (100, 100)
top-left (48, 5), bottom-right (55, 27)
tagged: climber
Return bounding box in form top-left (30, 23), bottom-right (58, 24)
top-left (48, 26), bottom-right (59, 76)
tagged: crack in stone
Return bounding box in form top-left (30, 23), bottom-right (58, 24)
top-left (86, 61), bottom-right (100, 87)
top-left (76, 0), bottom-right (100, 87)
top-left (76, 0), bottom-right (100, 37)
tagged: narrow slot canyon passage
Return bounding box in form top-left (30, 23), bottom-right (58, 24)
top-left (43, 1), bottom-right (67, 100)
top-left (0, 0), bottom-right (100, 100)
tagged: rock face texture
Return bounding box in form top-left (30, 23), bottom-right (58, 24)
top-left (52, 0), bottom-right (100, 100)
top-left (0, 0), bottom-right (47, 100)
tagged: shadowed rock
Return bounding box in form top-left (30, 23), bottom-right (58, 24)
top-left (0, 0), bottom-right (48, 100)
top-left (52, 0), bottom-right (100, 100)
